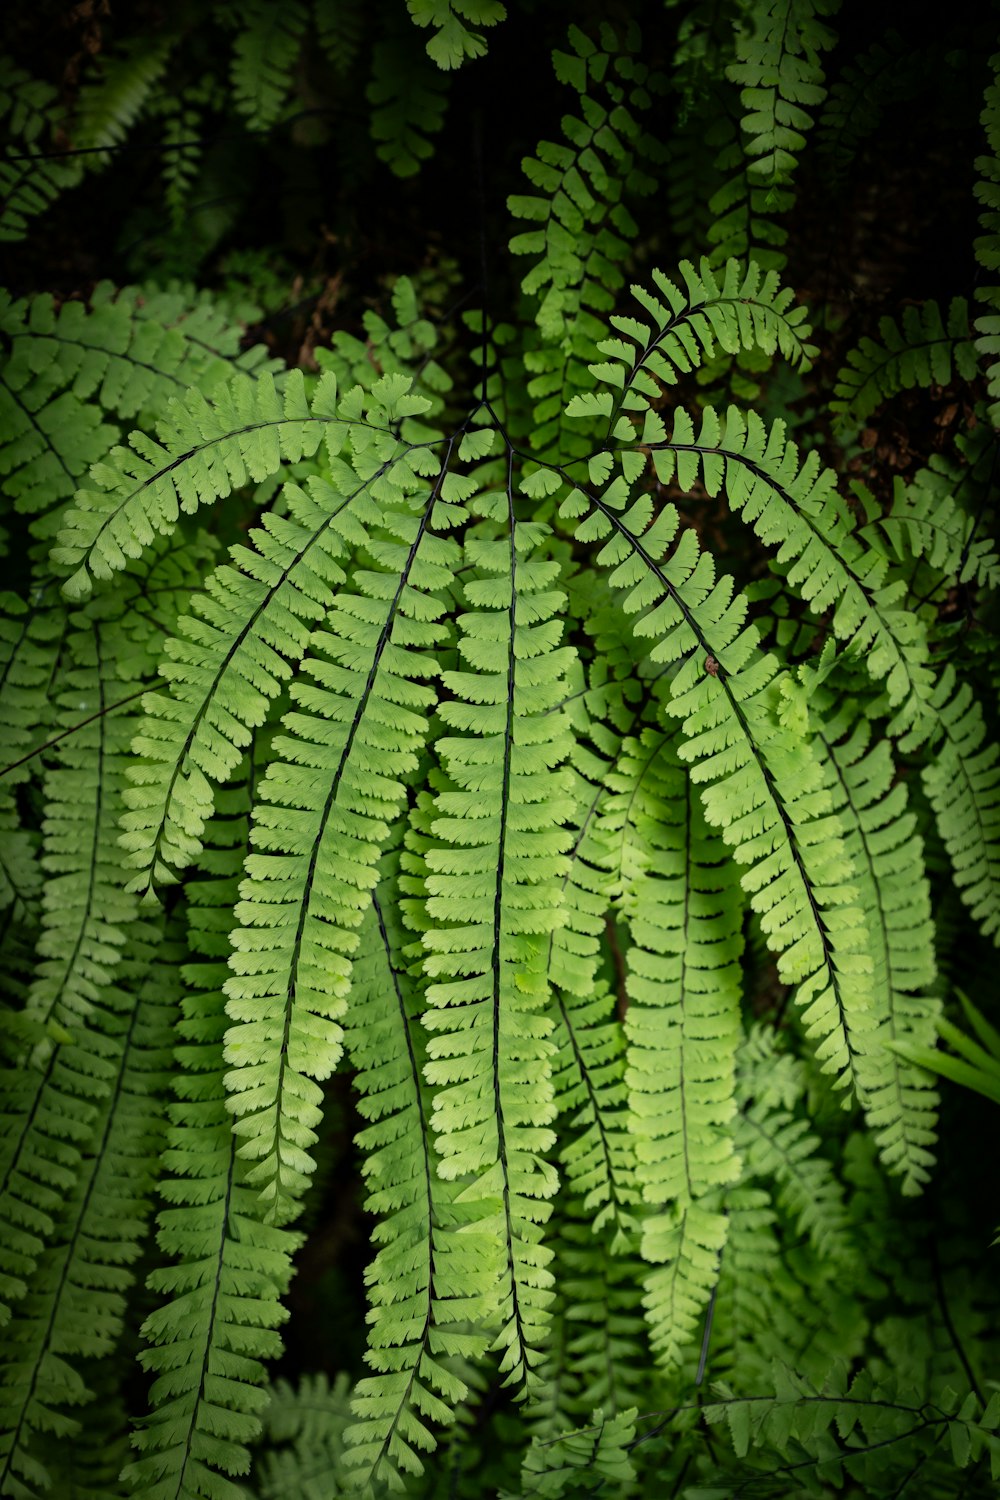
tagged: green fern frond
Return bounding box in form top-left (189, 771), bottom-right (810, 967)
top-left (343, 866), bottom-right (487, 1492)
top-left (0, 920), bottom-right (176, 1495)
top-left (51, 367), bottom-right (342, 600)
top-left (0, 62), bottom-right (85, 244)
top-left (74, 36), bottom-right (175, 163)
top-left (584, 258), bottom-right (815, 457)
top-left (120, 469), bottom-right (366, 895)
top-left (830, 298), bottom-right (978, 437)
top-left (228, 0), bottom-right (308, 133)
top-left (921, 665), bottom-right (1000, 945)
top-left (550, 981), bottom-right (636, 1247)
top-left (736, 1100), bottom-right (855, 1266)
top-left (368, 41), bottom-right (448, 178)
top-left (860, 457), bottom-right (1000, 597)
top-left (255, 1372), bottom-right (354, 1499)
top-left (0, 909), bottom-right (160, 1332)
top-left (606, 730), bottom-right (744, 1210)
top-left (313, 0), bottom-right (365, 77)
top-left (544, 663), bottom-right (639, 1240)
top-left (515, 1404), bottom-right (636, 1497)
top-left (512, 27), bottom-right (665, 461)
top-left (0, 283), bottom-right (273, 539)
top-left (124, 782), bottom-right (300, 1500)
top-left (815, 706), bottom-right (939, 1194)
top-left (642, 1199), bottom-right (727, 1374)
top-left (0, 587), bottom-right (64, 797)
top-left (22, 624), bottom-right (141, 1037)
top-left (406, 0), bottom-right (506, 71)
top-left (0, 304), bottom-right (116, 527)
top-left (557, 437), bottom-right (875, 1095)
top-left (418, 509), bottom-right (576, 1396)
top-left (729, 0), bottom-right (839, 190)
top-left (223, 432), bottom-right (462, 1223)
top-left (4, 285), bottom-right (270, 425)
top-left (706, 0), bottom-right (839, 270)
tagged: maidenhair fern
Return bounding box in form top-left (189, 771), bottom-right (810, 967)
top-left (1, 6), bottom-right (998, 1500)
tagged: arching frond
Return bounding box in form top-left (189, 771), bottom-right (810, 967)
top-left (52, 368), bottom-right (342, 599)
top-left (831, 299), bottom-right (977, 438)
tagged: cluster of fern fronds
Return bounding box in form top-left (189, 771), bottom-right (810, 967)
top-left (1, 3), bottom-right (999, 1498)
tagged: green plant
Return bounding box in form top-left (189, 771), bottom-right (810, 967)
top-left (1, 4), bottom-right (998, 1498)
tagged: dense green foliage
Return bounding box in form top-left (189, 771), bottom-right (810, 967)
top-left (1, 2), bottom-right (999, 1496)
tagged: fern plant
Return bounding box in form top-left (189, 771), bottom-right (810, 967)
top-left (1, 3), bottom-right (999, 1498)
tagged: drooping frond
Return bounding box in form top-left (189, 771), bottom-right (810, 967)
top-left (509, 24), bottom-right (664, 459)
top-left (830, 299), bottom-right (978, 438)
top-left (313, 0), bottom-right (364, 76)
top-left (255, 1373), bottom-right (354, 1500)
top-left (549, 983), bottom-right (636, 1249)
top-left (921, 664), bottom-right (1000, 946)
top-left (736, 1099), bottom-right (856, 1266)
top-left (124, 781), bottom-right (300, 1500)
top-left (708, 0), bottom-right (839, 269)
top-left (51, 368), bottom-right (342, 600)
top-left (599, 728), bottom-right (743, 1368)
top-left (224, 411), bottom-right (462, 1224)
top-left (417, 505), bottom-right (576, 1396)
top-left (227, 0), bottom-right (308, 134)
top-left (343, 858), bottom-right (488, 1492)
top-left (641, 1199), bottom-right (727, 1374)
top-left (815, 702), bottom-right (939, 1194)
top-left (24, 623), bottom-right (141, 1035)
top-left (0, 589), bottom-right (63, 773)
top-left (406, 1), bottom-right (507, 71)
top-left (0, 610), bottom-right (156, 1326)
top-left (0, 920), bottom-right (176, 1496)
top-left (601, 392), bottom-right (936, 735)
top-left (368, 41), bottom-right (448, 178)
top-left (547, 661), bottom-right (639, 1241)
